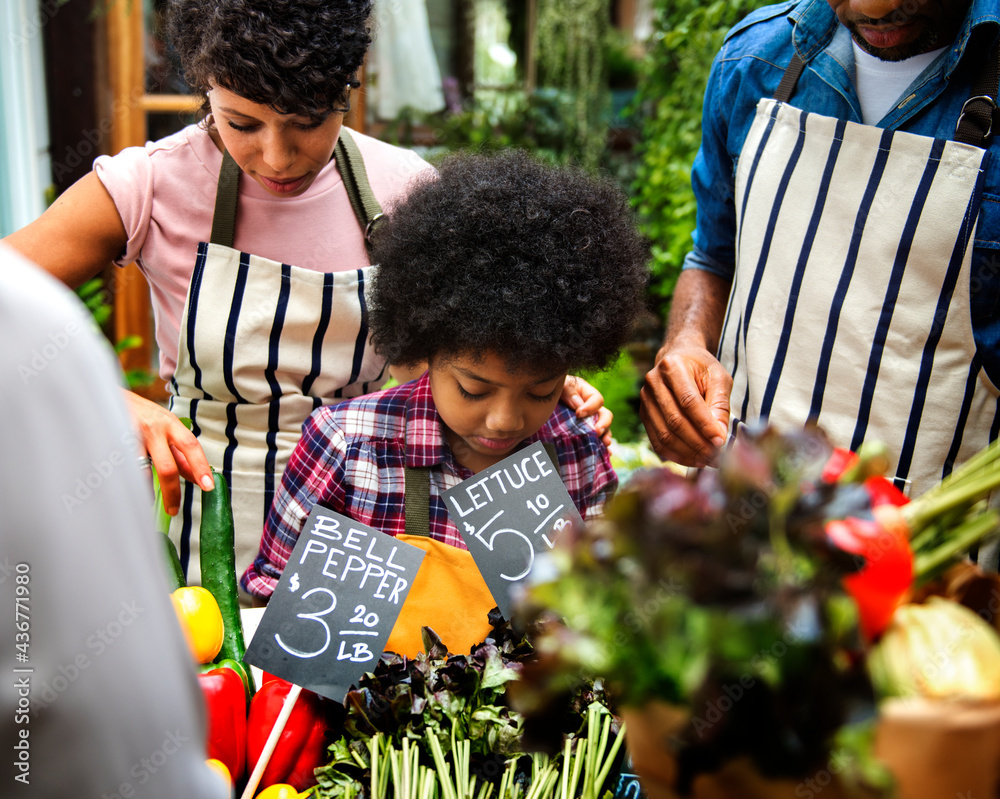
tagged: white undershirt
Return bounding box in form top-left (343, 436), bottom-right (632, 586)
top-left (852, 42), bottom-right (948, 124)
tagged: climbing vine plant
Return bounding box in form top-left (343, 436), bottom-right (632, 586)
top-left (534, 0), bottom-right (610, 170)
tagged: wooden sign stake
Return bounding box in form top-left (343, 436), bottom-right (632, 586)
top-left (239, 683), bottom-right (303, 799)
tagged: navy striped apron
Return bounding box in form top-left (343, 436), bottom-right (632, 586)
top-left (167, 130), bottom-right (387, 593)
top-left (719, 96), bottom-right (996, 497)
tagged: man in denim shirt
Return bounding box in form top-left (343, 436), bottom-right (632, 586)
top-left (641, 0), bottom-right (1000, 544)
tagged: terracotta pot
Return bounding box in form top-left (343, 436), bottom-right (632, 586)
top-left (620, 702), bottom-right (871, 799)
top-left (873, 698), bottom-right (1000, 799)
top-left (622, 698), bottom-right (1000, 799)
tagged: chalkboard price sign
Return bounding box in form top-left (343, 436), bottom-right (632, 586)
top-left (244, 505), bottom-right (425, 702)
top-left (442, 442), bottom-right (583, 618)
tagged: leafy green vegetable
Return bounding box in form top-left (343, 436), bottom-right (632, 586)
top-left (511, 427), bottom-right (882, 790)
top-left (313, 615), bottom-right (623, 799)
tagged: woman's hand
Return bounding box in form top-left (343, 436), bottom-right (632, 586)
top-left (123, 390), bottom-right (214, 515)
top-left (562, 375), bottom-right (613, 447)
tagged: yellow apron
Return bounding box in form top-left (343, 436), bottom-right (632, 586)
top-left (385, 465), bottom-right (497, 657)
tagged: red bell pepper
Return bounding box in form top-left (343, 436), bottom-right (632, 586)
top-left (821, 447), bottom-right (859, 484)
top-left (246, 678), bottom-right (335, 792)
top-left (826, 516), bottom-right (913, 641)
top-left (206, 657), bottom-right (256, 707)
top-left (822, 446), bottom-right (910, 508)
top-left (822, 446), bottom-right (915, 641)
top-left (198, 665), bottom-right (248, 780)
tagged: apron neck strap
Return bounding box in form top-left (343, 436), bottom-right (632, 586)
top-left (773, 33), bottom-right (1000, 148)
top-left (404, 465), bottom-right (432, 538)
top-left (402, 443), bottom-right (560, 539)
top-left (335, 128), bottom-right (385, 257)
top-left (210, 149), bottom-right (241, 249)
top-left (774, 52), bottom-right (806, 104)
top-left (208, 127), bottom-right (385, 252)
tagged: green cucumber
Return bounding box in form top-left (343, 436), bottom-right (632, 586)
top-left (151, 463), bottom-right (185, 590)
top-left (161, 533), bottom-right (186, 592)
top-left (199, 468), bottom-right (247, 662)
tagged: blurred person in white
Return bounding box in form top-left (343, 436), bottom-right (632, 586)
top-left (0, 242), bottom-right (226, 798)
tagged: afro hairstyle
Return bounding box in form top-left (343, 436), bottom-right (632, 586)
top-left (369, 149), bottom-right (649, 376)
top-left (166, 0), bottom-right (371, 120)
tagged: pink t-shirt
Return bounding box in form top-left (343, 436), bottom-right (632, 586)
top-left (95, 124), bottom-right (433, 378)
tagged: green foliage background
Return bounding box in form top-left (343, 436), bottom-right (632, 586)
top-left (630, 0), bottom-right (772, 312)
top-left (363, 0), bottom-right (778, 445)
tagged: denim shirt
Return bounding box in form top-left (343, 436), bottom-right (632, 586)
top-left (684, 0), bottom-right (1000, 379)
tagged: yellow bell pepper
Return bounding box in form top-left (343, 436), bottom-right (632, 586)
top-left (170, 586), bottom-right (224, 664)
top-left (255, 784), bottom-right (308, 799)
top-left (205, 757), bottom-right (232, 789)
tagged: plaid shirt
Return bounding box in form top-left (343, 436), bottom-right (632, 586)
top-left (241, 373), bottom-right (617, 598)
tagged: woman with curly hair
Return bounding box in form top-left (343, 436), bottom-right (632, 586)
top-left (243, 149), bottom-right (648, 655)
top-left (4, 0), bottom-right (607, 594)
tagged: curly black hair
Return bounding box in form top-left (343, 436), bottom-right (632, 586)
top-left (166, 0), bottom-right (371, 120)
top-left (369, 149), bottom-right (649, 376)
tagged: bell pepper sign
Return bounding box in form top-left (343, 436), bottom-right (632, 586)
top-left (197, 665), bottom-right (247, 780)
top-left (247, 677), bottom-right (336, 792)
top-left (243, 506), bottom-right (425, 703)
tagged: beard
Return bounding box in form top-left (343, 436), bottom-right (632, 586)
top-left (846, 19), bottom-right (943, 61)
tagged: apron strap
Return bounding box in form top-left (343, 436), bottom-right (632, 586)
top-left (774, 35), bottom-right (1000, 147)
top-left (955, 33), bottom-right (1000, 147)
top-left (335, 128), bottom-right (385, 256)
top-left (207, 128), bottom-right (384, 252)
top-left (210, 150), bottom-right (241, 248)
top-left (774, 52), bottom-right (806, 103)
top-left (402, 443), bottom-right (560, 538)
top-left (404, 465), bottom-right (432, 538)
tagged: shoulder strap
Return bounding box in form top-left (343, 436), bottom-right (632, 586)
top-left (335, 128), bottom-right (386, 256)
top-left (776, 36), bottom-right (1000, 148)
top-left (210, 149), bottom-right (241, 248)
top-left (543, 442), bottom-right (558, 468)
top-left (208, 128), bottom-right (387, 251)
top-left (774, 52), bottom-right (806, 103)
top-left (404, 465), bottom-right (432, 538)
top-left (955, 32), bottom-right (1000, 147)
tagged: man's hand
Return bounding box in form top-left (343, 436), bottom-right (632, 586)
top-left (639, 268), bottom-right (733, 466)
top-left (124, 390), bottom-right (214, 514)
top-left (640, 345), bottom-right (731, 466)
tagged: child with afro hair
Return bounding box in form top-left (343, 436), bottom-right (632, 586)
top-left (243, 149), bottom-right (648, 654)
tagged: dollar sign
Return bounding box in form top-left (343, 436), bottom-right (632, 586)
top-left (289, 572), bottom-right (300, 592)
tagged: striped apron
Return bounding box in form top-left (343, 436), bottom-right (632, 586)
top-left (719, 74), bottom-right (996, 497)
top-left (168, 130), bottom-right (388, 593)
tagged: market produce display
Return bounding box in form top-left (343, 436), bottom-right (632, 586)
top-left (155, 427), bottom-right (1000, 799)
top-left (510, 427), bottom-right (1000, 798)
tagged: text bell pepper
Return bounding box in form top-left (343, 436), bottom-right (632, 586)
top-left (246, 678), bottom-right (335, 792)
top-left (198, 666), bottom-right (248, 781)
